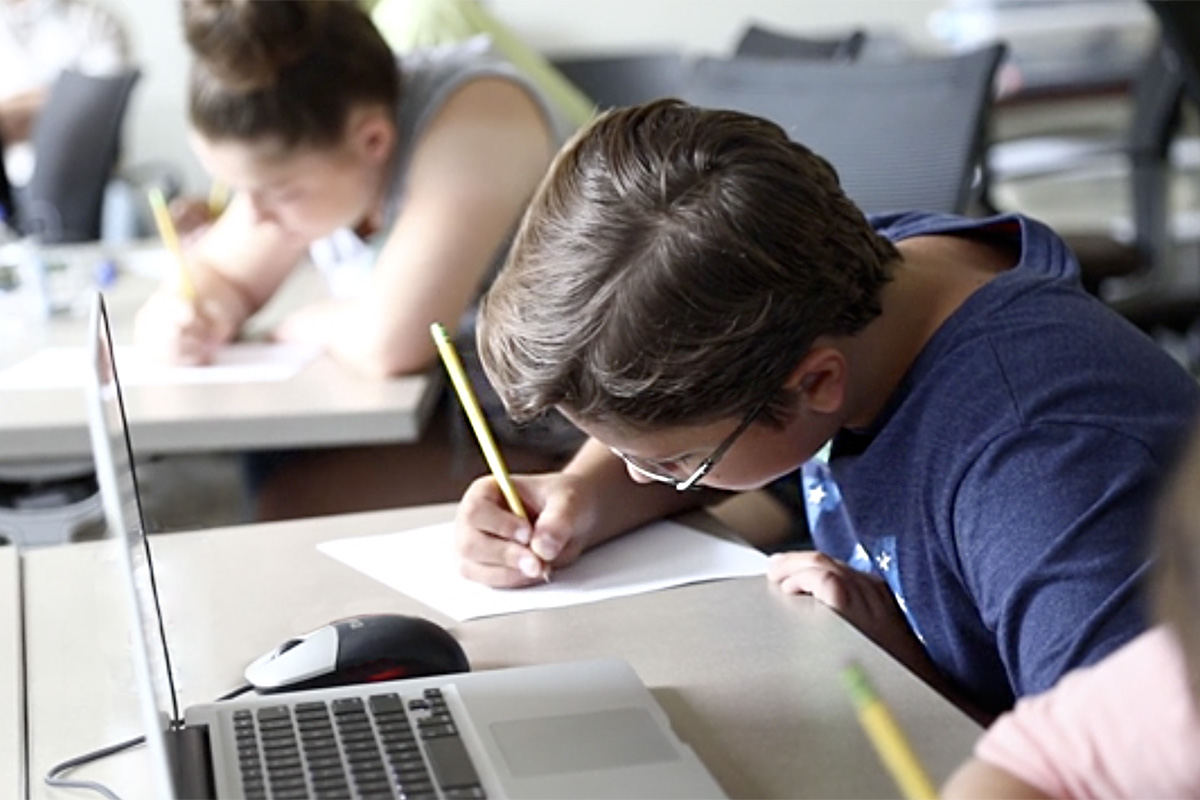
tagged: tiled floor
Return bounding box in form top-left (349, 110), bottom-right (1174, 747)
top-left (136, 452), bottom-right (250, 533)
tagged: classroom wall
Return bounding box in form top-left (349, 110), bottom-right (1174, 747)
top-left (488, 0), bottom-right (944, 53)
top-left (105, 0), bottom-right (946, 195)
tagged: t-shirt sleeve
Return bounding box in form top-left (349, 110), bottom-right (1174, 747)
top-left (953, 423), bottom-right (1154, 697)
top-left (974, 629), bottom-right (1200, 799)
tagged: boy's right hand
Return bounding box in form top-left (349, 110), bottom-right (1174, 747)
top-left (133, 288), bottom-right (240, 366)
top-left (454, 471), bottom-right (599, 588)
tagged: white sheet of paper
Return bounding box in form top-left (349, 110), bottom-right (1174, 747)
top-left (317, 519), bottom-right (770, 621)
top-left (0, 343), bottom-right (321, 389)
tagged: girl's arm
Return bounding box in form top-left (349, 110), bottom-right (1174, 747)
top-left (134, 193), bottom-right (310, 364)
top-left (273, 76), bottom-right (556, 377)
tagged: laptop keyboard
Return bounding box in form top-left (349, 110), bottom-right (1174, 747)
top-left (232, 687), bottom-right (487, 800)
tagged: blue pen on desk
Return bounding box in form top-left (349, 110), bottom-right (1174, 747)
top-left (93, 258), bottom-right (118, 290)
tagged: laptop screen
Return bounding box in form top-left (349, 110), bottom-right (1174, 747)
top-left (84, 291), bottom-right (182, 790)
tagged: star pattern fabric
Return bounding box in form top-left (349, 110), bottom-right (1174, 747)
top-left (800, 456), bottom-right (923, 642)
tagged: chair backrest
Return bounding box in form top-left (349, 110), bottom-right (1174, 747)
top-left (733, 23), bottom-right (866, 62)
top-left (680, 44), bottom-right (1007, 215)
top-left (24, 68), bottom-right (140, 243)
top-left (0, 125), bottom-right (14, 229)
top-left (551, 51), bottom-right (688, 111)
top-left (1146, 1), bottom-right (1200, 108)
top-left (1120, 35), bottom-right (1186, 281)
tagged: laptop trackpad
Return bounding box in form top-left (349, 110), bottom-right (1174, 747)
top-left (491, 707), bottom-right (681, 777)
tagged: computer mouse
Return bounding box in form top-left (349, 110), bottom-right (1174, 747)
top-left (244, 613), bottom-right (470, 694)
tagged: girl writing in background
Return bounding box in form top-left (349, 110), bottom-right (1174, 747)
top-left (136, 0), bottom-right (581, 516)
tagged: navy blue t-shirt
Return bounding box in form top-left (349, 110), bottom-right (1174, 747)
top-left (803, 211), bottom-right (1200, 715)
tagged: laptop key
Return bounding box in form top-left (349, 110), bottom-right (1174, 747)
top-left (444, 788), bottom-right (488, 800)
top-left (423, 735), bottom-right (482, 792)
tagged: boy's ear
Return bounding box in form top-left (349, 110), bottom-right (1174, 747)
top-left (785, 347), bottom-right (846, 414)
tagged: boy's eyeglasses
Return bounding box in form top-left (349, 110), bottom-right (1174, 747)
top-left (610, 399), bottom-right (769, 492)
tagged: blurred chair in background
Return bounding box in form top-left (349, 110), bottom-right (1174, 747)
top-left (550, 51), bottom-right (689, 112)
top-left (733, 22), bottom-right (866, 61)
top-left (0, 0), bottom-right (133, 212)
top-left (20, 68), bottom-right (139, 243)
top-left (681, 43), bottom-right (1007, 216)
top-left (1102, 0), bottom-right (1200, 352)
top-left (987, 38), bottom-right (1184, 298)
top-left (550, 25), bottom-right (874, 117)
top-left (0, 126), bottom-right (13, 225)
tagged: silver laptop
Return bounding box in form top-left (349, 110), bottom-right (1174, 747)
top-left (82, 292), bottom-right (726, 800)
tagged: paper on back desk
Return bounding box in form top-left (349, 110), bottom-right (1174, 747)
top-left (0, 342), bottom-right (320, 389)
top-left (317, 519), bottom-right (770, 621)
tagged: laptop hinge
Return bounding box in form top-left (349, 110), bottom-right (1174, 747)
top-left (164, 725), bottom-right (216, 800)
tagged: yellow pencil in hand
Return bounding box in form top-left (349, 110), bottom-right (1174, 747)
top-left (147, 186), bottom-right (195, 301)
top-left (207, 181), bottom-right (229, 218)
top-left (430, 323), bottom-right (551, 581)
top-left (147, 187), bottom-right (194, 300)
top-left (841, 661), bottom-right (938, 800)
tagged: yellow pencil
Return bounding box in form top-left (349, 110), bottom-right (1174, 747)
top-left (841, 661), bottom-right (938, 800)
top-left (430, 324), bottom-right (553, 580)
top-left (147, 187), bottom-right (195, 301)
top-left (207, 181), bottom-right (229, 218)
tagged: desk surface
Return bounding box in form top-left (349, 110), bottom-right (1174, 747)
top-left (1, 547), bottom-right (24, 800)
top-left (0, 243), bottom-right (441, 463)
top-left (24, 505), bottom-right (980, 799)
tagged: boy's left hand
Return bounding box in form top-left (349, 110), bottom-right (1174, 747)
top-left (767, 551), bottom-right (928, 670)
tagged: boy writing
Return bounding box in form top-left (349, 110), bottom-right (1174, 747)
top-left (452, 100), bottom-right (1200, 718)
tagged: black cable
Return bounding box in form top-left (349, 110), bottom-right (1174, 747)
top-left (216, 683), bottom-right (254, 701)
top-left (42, 683), bottom-right (256, 799)
top-left (43, 735), bottom-right (144, 800)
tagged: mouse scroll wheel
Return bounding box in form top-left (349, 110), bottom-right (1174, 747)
top-left (276, 638), bottom-right (303, 656)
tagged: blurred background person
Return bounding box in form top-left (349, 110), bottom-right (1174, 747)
top-left (0, 0), bottom-right (131, 194)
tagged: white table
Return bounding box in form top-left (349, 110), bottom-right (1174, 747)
top-left (23, 505), bottom-right (981, 799)
top-left (0, 241), bottom-right (441, 462)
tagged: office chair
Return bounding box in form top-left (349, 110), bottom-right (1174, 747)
top-left (733, 22), bottom-right (866, 62)
top-left (681, 43), bottom-right (1007, 215)
top-left (0, 462), bottom-right (105, 548)
top-left (986, 37), bottom-right (1184, 298)
top-left (1101, 1), bottom-right (1200, 338)
top-left (21, 68), bottom-right (141, 244)
top-left (0, 127), bottom-right (14, 230)
top-left (551, 51), bottom-right (688, 111)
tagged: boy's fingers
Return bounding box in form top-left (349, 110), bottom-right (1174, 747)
top-left (778, 566), bottom-right (850, 609)
top-left (458, 478), bottom-right (532, 544)
top-left (766, 550), bottom-right (832, 582)
top-left (526, 482), bottom-right (588, 562)
top-left (456, 553), bottom-right (541, 589)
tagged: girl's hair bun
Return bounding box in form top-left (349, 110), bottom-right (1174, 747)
top-left (183, 0), bottom-right (330, 92)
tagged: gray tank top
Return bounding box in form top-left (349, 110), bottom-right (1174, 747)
top-left (309, 36), bottom-right (585, 456)
top-left (309, 34), bottom-right (575, 296)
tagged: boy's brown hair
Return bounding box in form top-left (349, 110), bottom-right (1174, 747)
top-left (479, 99), bottom-right (899, 432)
top-left (183, 0), bottom-right (400, 150)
